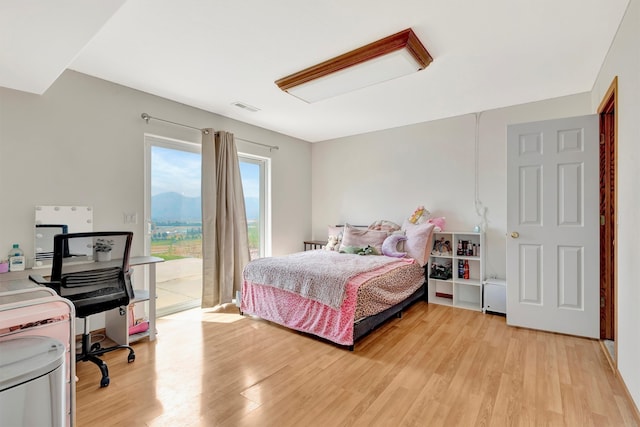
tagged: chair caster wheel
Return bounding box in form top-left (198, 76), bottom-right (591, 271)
top-left (100, 377), bottom-right (110, 388)
top-left (91, 343), bottom-right (101, 352)
top-left (128, 353), bottom-right (135, 363)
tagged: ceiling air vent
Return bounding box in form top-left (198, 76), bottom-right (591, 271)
top-left (231, 101), bottom-right (260, 112)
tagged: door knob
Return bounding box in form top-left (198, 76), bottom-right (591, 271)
top-left (510, 231), bottom-right (520, 238)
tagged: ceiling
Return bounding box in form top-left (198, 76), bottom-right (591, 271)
top-left (1, 1), bottom-right (630, 142)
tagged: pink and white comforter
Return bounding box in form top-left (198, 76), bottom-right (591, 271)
top-left (240, 251), bottom-right (425, 346)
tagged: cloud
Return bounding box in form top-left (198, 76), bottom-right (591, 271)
top-left (152, 147), bottom-right (201, 197)
top-left (151, 146), bottom-right (261, 199)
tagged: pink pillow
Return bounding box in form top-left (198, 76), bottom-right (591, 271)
top-left (339, 224), bottom-right (388, 254)
top-left (401, 220), bottom-right (435, 266)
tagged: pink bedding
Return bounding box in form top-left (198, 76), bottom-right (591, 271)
top-left (240, 255), bottom-right (425, 346)
top-left (242, 250), bottom-right (402, 308)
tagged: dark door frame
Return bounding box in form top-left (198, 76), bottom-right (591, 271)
top-left (598, 76), bottom-right (617, 361)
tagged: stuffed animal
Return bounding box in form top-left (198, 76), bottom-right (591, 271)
top-left (359, 245), bottom-right (378, 256)
top-left (325, 235), bottom-right (339, 251)
top-left (426, 216), bottom-right (446, 232)
top-left (340, 245), bottom-right (379, 255)
top-left (409, 205), bottom-right (430, 224)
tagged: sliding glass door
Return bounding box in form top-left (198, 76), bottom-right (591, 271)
top-left (146, 136), bottom-right (203, 317)
top-left (145, 135), bottom-right (269, 316)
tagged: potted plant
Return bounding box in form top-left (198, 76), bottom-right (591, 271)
top-left (94, 238), bottom-right (115, 262)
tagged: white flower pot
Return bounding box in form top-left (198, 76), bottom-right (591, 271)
top-left (97, 251), bottom-right (112, 262)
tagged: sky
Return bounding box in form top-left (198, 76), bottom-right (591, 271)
top-left (152, 146), bottom-right (259, 198)
top-left (239, 161), bottom-right (260, 199)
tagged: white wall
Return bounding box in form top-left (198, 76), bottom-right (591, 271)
top-left (591, 0), bottom-right (640, 410)
top-left (0, 70), bottom-right (311, 262)
top-left (311, 93), bottom-right (591, 279)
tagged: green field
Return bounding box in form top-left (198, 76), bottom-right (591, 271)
top-left (151, 224), bottom-right (258, 260)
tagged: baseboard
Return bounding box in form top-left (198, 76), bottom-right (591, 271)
top-left (599, 340), bottom-right (616, 373)
top-left (600, 341), bottom-right (640, 424)
top-left (617, 368), bottom-right (640, 425)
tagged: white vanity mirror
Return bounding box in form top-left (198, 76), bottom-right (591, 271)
top-left (34, 206), bottom-right (93, 268)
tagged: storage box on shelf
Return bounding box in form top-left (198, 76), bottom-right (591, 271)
top-left (428, 231), bottom-right (484, 311)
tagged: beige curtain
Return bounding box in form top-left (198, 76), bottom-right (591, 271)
top-left (201, 129), bottom-right (251, 308)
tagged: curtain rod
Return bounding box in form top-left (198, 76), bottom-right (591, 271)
top-left (140, 113), bottom-right (279, 151)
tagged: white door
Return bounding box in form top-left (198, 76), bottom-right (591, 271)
top-left (506, 115), bottom-right (599, 338)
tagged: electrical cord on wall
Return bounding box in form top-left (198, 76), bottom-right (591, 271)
top-left (473, 111), bottom-right (499, 279)
top-left (474, 111), bottom-right (488, 231)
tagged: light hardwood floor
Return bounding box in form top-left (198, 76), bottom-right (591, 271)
top-left (75, 303), bottom-right (639, 426)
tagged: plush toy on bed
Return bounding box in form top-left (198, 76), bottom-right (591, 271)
top-left (408, 205), bottom-right (430, 224)
top-left (325, 235), bottom-right (339, 251)
top-left (340, 245), bottom-right (379, 256)
top-left (426, 216), bottom-right (446, 232)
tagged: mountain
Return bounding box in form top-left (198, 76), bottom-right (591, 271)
top-left (152, 192), bottom-right (259, 222)
top-left (152, 192), bottom-right (201, 222)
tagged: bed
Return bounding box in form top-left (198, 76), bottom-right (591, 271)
top-left (240, 220), bottom-right (437, 349)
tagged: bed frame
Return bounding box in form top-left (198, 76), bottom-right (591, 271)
top-left (350, 277), bottom-right (428, 351)
top-left (243, 256), bottom-right (429, 351)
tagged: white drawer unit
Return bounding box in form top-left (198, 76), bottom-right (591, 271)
top-left (483, 278), bottom-right (506, 315)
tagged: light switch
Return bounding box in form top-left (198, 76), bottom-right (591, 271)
top-left (123, 212), bottom-right (138, 224)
